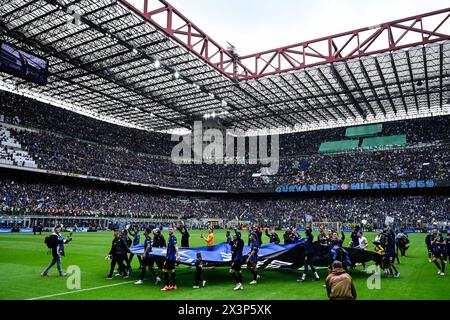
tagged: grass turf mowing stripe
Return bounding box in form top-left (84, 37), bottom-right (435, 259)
top-left (25, 269), bottom-right (194, 300)
top-left (1, 231), bottom-right (448, 300)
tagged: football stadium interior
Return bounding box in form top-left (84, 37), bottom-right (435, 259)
top-left (0, 0), bottom-right (449, 301)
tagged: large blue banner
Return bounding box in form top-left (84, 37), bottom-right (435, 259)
top-left (130, 242), bottom-right (300, 266)
top-left (130, 241), bottom-right (381, 269)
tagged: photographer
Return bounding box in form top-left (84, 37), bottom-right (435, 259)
top-left (41, 226), bottom-right (72, 277)
top-left (265, 228), bottom-right (280, 244)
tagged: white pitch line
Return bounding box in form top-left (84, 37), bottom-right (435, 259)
top-left (25, 281), bottom-right (135, 300)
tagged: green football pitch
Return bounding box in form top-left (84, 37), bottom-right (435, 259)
top-left (0, 230), bottom-right (448, 300)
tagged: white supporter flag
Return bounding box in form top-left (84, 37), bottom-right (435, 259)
top-left (384, 216), bottom-right (394, 226)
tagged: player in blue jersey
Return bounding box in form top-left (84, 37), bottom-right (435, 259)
top-left (57, 230), bottom-right (65, 256)
top-left (161, 227), bottom-right (180, 291)
top-left (246, 232), bottom-right (260, 285)
top-left (298, 226), bottom-right (320, 282)
top-left (330, 240), bottom-right (351, 271)
top-left (128, 226), bottom-right (142, 269)
top-left (329, 230), bottom-right (345, 247)
top-left (248, 226), bottom-right (262, 245)
top-left (192, 252), bottom-right (206, 289)
top-left (317, 225), bottom-right (329, 247)
top-left (135, 228), bottom-right (161, 285)
top-left (229, 229), bottom-right (245, 290)
top-left (382, 229), bottom-right (400, 277)
top-left (430, 229), bottom-right (446, 276)
top-left (226, 230), bottom-right (232, 243)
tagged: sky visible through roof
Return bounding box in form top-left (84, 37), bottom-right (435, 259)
top-left (127, 0), bottom-right (449, 54)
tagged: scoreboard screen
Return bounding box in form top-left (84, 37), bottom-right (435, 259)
top-left (0, 41), bottom-right (48, 85)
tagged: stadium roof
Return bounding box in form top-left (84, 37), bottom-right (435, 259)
top-left (0, 0), bottom-right (449, 134)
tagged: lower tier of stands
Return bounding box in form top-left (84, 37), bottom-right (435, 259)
top-left (0, 177), bottom-right (448, 230)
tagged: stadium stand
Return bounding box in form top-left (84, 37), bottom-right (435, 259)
top-left (1, 92), bottom-right (449, 158)
top-left (0, 126), bottom-right (37, 168)
top-left (0, 178), bottom-right (448, 229)
top-left (0, 93), bottom-right (448, 191)
top-left (0, 3), bottom-right (448, 232)
top-left (0, 0), bottom-right (449, 303)
top-left (0, 91), bottom-right (176, 157)
top-left (1, 124), bottom-right (446, 191)
top-left (361, 135), bottom-right (407, 149)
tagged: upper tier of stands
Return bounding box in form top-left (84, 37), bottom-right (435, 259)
top-left (0, 126), bottom-right (37, 168)
top-left (0, 91), bottom-right (176, 157)
top-left (0, 124), bottom-right (445, 191)
top-left (0, 91), bottom-right (448, 191)
top-left (1, 91), bottom-right (449, 157)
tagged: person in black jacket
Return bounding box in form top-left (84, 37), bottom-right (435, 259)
top-left (248, 225), bottom-right (263, 246)
top-left (425, 231), bottom-right (433, 262)
top-left (265, 229), bottom-right (280, 244)
top-left (41, 226), bottom-right (72, 277)
top-left (105, 229), bottom-right (130, 279)
top-left (226, 230), bottom-right (232, 242)
top-left (152, 228), bottom-right (166, 270)
top-left (255, 227), bottom-right (263, 246)
top-left (283, 228), bottom-right (292, 244)
top-left (349, 226), bottom-right (360, 248)
top-left (121, 229), bottom-right (133, 273)
top-left (177, 222), bottom-right (190, 248)
top-left (152, 228), bottom-right (166, 247)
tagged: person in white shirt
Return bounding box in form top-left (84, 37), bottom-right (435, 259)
top-left (357, 231), bottom-right (368, 272)
top-left (374, 230), bottom-right (383, 245)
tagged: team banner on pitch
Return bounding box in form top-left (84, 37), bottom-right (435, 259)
top-left (130, 241), bottom-right (381, 269)
top-left (130, 242), bottom-right (299, 266)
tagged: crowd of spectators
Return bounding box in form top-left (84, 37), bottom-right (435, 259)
top-left (13, 128), bottom-right (261, 190)
top-left (1, 90), bottom-right (449, 158)
top-left (275, 145), bottom-right (449, 185)
top-left (0, 91), bottom-right (176, 156)
top-left (9, 126), bottom-right (449, 191)
top-left (0, 179), bottom-right (448, 228)
top-left (0, 90), bottom-right (448, 191)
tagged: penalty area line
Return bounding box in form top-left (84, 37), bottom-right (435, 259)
top-left (25, 280), bottom-right (135, 300)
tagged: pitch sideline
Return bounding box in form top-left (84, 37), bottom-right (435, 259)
top-left (25, 269), bottom-right (193, 300)
top-left (25, 281), bottom-right (135, 300)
